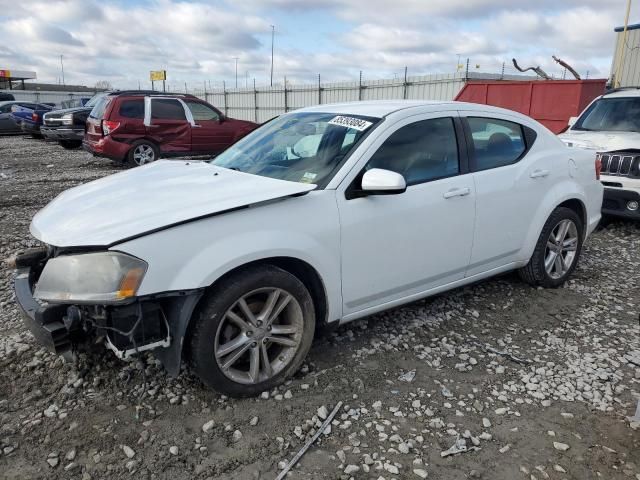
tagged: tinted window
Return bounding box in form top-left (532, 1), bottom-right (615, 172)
top-left (0, 104), bottom-right (12, 113)
top-left (119, 99), bottom-right (145, 119)
top-left (468, 117), bottom-right (526, 171)
top-left (366, 117), bottom-right (459, 186)
top-left (185, 101), bottom-right (219, 121)
top-left (152, 99), bottom-right (186, 120)
top-left (574, 97), bottom-right (640, 132)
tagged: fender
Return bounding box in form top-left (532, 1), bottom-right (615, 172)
top-left (114, 191), bottom-right (343, 323)
top-left (519, 178), bottom-right (589, 264)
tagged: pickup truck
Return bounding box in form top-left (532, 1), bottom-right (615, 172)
top-left (42, 93), bottom-right (106, 149)
top-left (10, 103), bottom-right (55, 137)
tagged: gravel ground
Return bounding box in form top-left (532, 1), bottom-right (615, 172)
top-left (1, 134), bottom-right (640, 480)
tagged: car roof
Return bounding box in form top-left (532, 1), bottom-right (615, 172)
top-left (297, 100), bottom-right (525, 118)
top-left (602, 87), bottom-right (640, 99)
top-left (107, 90), bottom-right (197, 99)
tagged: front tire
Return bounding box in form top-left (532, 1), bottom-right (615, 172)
top-left (518, 207), bottom-right (584, 288)
top-left (188, 266), bottom-right (315, 397)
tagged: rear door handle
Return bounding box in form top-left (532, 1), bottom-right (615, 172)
top-left (530, 169), bottom-right (550, 178)
top-left (443, 187), bottom-right (471, 199)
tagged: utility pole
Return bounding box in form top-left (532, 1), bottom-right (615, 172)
top-left (270, 25), bottom-right (275, 87)
top-left (60, 55), bottom-right (65, 86)
top-left (233, 57), bottom-right (239, 88)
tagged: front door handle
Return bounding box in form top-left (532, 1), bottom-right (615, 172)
top-left (443, 187), bottom-right (471, 199)
top-left (530, 169), bottom-right (550, 179)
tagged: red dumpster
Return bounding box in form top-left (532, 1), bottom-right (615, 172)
top-left (455, 79), bottom-right (607, 134)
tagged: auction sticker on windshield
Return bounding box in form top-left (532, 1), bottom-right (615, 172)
top-left (328, 116), bottom-right (373, 131)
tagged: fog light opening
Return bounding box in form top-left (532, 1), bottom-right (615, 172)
top-left (627, 200), bottom-right (639, 211)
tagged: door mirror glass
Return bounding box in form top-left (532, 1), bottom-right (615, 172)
top-left (361, 168), bottom-right (406, 194)
top-left (568, 116), bottom-right (578, 127)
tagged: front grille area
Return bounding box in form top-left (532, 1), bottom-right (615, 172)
top-left (598, 152), bottom-right (640, 177)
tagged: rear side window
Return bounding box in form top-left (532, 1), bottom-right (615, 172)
top-left (89, 97), bottom-right (112, 119)
top-left (151, 99), bottom-right (186, 120)
top-left (119, 99), bottom-right (144, 119)
top-left (366, 117), bottom-right (459, 186)
top-left (185, 100), bottom-right (220, 121)
top-left (467, 117), bottom-right (526, 171)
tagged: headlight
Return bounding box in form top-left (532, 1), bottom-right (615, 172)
top-left (61, 113), bottom-right (74, 126)
top-left (34, 252), bottom-right (147, 304)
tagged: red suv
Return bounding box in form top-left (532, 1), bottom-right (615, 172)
top-left (83, 91), bottom-right (258, 166)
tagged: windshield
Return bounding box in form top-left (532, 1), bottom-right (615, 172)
top-left (89, 95), bottom-right (112, 119)
top-left (85, 92), bottom-right (107, 108)
top-left (574, 97), bottom-right (640, 132)
top-left (212, 112), bottom-right (380, 186)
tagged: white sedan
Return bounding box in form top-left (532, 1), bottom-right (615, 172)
top-left (14, 100), bottom-right (603, 397)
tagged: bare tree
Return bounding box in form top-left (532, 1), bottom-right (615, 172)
top-left (512, 59), bottom-right (551, 80)
top-left (94, 80), bottom-right (113, 91)
top-left (552, 56), bottom-right (581, 80)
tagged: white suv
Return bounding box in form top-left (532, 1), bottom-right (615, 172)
top-left (13, 101), bottom-right (603, 397)
top-left (560, 88), bottom-right (640, 219)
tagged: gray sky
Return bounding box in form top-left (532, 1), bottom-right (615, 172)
top-left (0, 0), bottom-right (637, 89)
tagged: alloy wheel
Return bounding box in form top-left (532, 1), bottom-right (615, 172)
top-left (214, 287), bottom-right (304, 385)
top-left (544, 219), bottom-right (578, 280)
top-left (132, 144), bottom-right (155, 166)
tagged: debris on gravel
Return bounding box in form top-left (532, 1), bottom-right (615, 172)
top-left (1, 136), bottom-right (640, 479)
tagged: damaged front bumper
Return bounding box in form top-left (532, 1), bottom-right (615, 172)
top-left (13, 248), bottom-right (203, 376)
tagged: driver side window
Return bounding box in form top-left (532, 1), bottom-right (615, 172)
top-left (366, 117), bottom-right (459, 186)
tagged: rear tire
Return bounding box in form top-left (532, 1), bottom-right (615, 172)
top-left (188, 265), bottom-right (315, 397)
top-left (518, 207), bottom-right (583, 288)
top-left (127, 140), bottom-right (159, 167)
top-left (59, 140), bottom-right (82, 149)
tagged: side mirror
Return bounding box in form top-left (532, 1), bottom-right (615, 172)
top-left (218, 114), bottom-right (226, 123)
top-left (567, 116), bottom-right (578, 127)
top-left (361, 168), bottom-right (406, 195)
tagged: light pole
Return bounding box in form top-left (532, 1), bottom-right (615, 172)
top-left (233, 57), bottom-right (239, 88)
top-left (60, 55), bottom-right (65, 86)
top-left (270, 25), bottom-right (275, 87)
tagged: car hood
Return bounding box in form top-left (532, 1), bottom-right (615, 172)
top-left (31, 160), bottom-right (316, 247)
top-left (45, 106), bottom-right (91, 117)
top-left (559, 130), bottom-right (640, 152)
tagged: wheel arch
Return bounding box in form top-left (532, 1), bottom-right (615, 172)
top-left (182, 256), bottom-right (330, 353)
top-left (203, 256), bottom-right (329, 326)
top-left (556, 198), bottom-right (587, 233)
top-left (177, 256), bottom-right (329, 374)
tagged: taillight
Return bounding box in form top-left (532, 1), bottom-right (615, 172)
top-left (32, 113), bottom-right (39, 122)
top-left (595, 154), bottom-right (602, 180)
top-left (102, 120), bottom-right (121, 136)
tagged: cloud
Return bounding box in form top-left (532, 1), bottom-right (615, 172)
top-left (0, 0), bottom-right (635, 88)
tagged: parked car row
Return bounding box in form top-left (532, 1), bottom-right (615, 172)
top-left (1, 90), bottom-right (259, 166)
